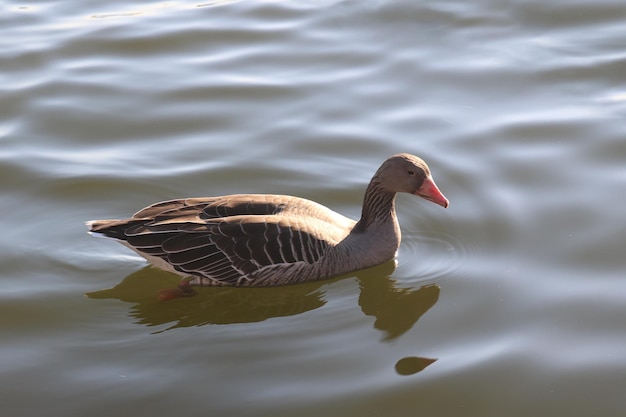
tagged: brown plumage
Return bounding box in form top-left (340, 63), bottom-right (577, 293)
top-left (87, 153), bottom-right (448, 289)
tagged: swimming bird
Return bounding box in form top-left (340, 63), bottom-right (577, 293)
top-left (87, 153), bottom-right (448, 295)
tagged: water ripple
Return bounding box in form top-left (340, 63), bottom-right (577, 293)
top-left (397, 228), bottom-right (470, 284)
top-left (3, 0), bottom-right (626, 416)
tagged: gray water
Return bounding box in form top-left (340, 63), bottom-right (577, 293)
top-left (2, 1), bottom-right (626, 416)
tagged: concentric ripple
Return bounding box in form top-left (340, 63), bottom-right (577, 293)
top-left (396, 228), bottom-right (471, 284)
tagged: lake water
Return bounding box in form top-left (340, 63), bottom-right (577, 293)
top-left (2, 1), bottom-right (626, 416)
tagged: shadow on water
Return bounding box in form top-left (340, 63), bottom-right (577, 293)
top-left (87, 261), bottom-right (439, 373)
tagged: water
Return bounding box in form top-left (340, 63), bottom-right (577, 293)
top-left (2, 1), bottom-right (626, 416)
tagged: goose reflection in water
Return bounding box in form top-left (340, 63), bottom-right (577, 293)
top-left (87, 260), bottom-right (439, 374)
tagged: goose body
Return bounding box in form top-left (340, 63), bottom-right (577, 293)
top-left (88, 153), bottom-right (448, 288)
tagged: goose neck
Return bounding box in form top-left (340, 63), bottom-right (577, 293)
top-left (354, 180), bottom-right (397, 232)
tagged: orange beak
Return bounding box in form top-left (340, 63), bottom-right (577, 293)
top-left (415, 176), bottom-right (449, 208)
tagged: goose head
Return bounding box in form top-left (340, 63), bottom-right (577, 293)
top-left (374, 153), bottom-right (449, 208)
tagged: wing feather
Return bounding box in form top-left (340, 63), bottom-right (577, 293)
top-left (96, 194), bottom-right (352, 285)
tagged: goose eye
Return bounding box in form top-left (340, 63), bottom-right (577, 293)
top-left (407, 170), bottom-right (416, 176)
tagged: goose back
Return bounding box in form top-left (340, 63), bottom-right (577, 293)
top-left (89, 194), bottom-right (356, 286)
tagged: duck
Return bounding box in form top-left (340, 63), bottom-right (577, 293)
top-left (87, 153), bottom-right (448, 295)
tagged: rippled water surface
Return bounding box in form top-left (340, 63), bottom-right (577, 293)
top-left (2, 1), bottom-right (626, 416)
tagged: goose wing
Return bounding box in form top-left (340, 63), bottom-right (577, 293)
top-left (123, 215), bottom-right (337, 286)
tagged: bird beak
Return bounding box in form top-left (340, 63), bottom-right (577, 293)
top-left (415, 176), bottom-right (449, 208)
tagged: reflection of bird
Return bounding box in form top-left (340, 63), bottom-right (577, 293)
top-left (358, 274), bottom-right (440, 341)
top-left (86, 267), bottom-right (328, 329)
top-left (87, 154), bottom-right (448, 291)
top-left (86, 260), bottom-right (440, 337)
top-left (395, 356), bottom-right (437, 376)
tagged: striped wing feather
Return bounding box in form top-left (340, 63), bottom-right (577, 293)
top-left (124, 215), bottom-right (333, 285)
top-left (90, 194), bottom-right (355, 285)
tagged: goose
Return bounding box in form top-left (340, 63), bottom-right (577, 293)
top-left (87, 153), bottom-right (448, 296)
